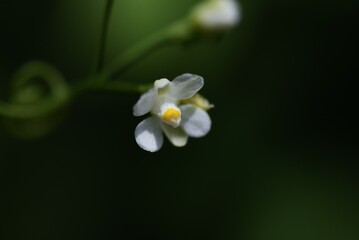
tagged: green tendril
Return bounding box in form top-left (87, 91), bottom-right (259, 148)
top-left (0, 61), bottom-right (69, 119)
top-left (0, 6), bottom-right (195, 122)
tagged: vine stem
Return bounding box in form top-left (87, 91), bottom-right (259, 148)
top-left (0, 80), bottom-right (150, 119)
top-left (98, 19), bottom-right (191, 81)
top-left (98, 30), bottom-right (169, 81)
top-left (70, 79), bottom-right (152, 98)
top-left (88, 81), bottom-right (152, 93)
top-left (96, 0), bottom-right (115, 72)
top-left (0, 18), bottom-right (192, 120)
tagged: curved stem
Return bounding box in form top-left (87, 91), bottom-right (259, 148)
top-left (11, 61), bottom-right (69, 103)
top-left (0, 61), bottom-right (70, 119)
top-left (96, 0), bottom-right (115, 72)
top-left (0, 79), bottom-right (148, 119)
top-left (0, 19), bottom-right (192, 120)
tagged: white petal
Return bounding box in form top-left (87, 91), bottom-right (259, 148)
top-left (180, 104), bottom-right (211, 138)
top-left (155, 78), bottom-right (171, 95)
top-left (169, 73), bottom-right (204, 100)
top-left (133, 88), bottom-right (157, 116)
top-left (154, 78), bottom-right (170, 89)
top-left (135, 117), bottom-right (163, 152)
top-left (161, 123), bottom-right (188, 147)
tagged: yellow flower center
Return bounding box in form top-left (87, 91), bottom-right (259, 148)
top-left (162, 107), bottom-right (181, 126)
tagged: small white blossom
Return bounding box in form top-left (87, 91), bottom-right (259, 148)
top-left (191, 0), bottom-right (241, 32)
top-left (133, 74), bottom-right (212, 152)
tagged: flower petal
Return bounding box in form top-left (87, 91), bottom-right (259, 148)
top-left (135, 117), bottom-right (163, 152)
top-left (180, 104), bottom-right (211, 138)
top-left (133, 88), bottom-right (157, 116)
top-left (170, 73), bottom-right (204, 99)
top-left (161, 123), bottom-right (188, 147)
top-left (154, 78), bottom-right (170, 89)
top-left (155, 78), bottom-right (171, 95)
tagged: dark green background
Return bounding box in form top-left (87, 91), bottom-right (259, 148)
top-left (1, 0), bottom-right (358, 239)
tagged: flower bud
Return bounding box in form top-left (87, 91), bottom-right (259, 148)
top-left (191, 0), bottom-right (241, 32)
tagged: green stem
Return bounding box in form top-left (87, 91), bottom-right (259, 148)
top-left (98, 19), bottom-right (191, 81)
top-left (0, 19), bottom-right (192, 120)
top-left (98, 30), bottom-right (169, 81)
top-left (70, 79), bottom-right (152, 97)
top-left (96, 0), bottom-right (115, 72)
top-left (0, 79), bottom-right (148, 119)
top-left (0, 98), bottom-right (68, 119)
top-left (91, 81), bottom-right (152, 93)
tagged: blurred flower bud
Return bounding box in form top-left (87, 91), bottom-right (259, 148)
top-left (191, 0), bottom-right (241, 32)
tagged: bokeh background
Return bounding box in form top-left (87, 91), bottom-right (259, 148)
top-left (1, 0), bottom-right (358, 239)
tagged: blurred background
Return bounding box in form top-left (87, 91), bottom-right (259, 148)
top-left (0, 0), bottom-right (358, 239)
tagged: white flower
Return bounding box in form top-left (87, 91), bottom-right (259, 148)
top-left (191, 0), bottom-right (241, 32)
top-left (133, 74), bottom-right (212, 152)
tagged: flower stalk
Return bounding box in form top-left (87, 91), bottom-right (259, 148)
top-left (0, 0), bottom-right (240, 140)
top-left (96, 0), bottom-right (115, 72)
